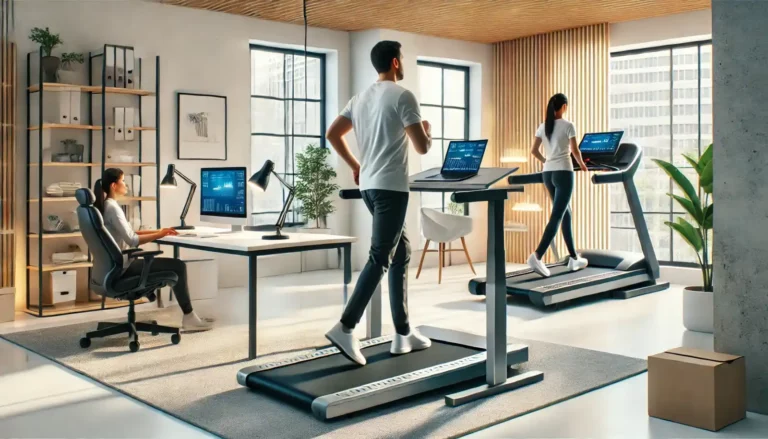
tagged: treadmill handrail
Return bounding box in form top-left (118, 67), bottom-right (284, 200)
top-left (339, 189), bottom-right (362, 199)
top-left (591, 143), bottom-right (642, 185)
top-left (507, 172), bottom-right (544, 185)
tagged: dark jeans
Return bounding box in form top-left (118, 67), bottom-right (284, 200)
top-left (535, 171), bottom-right (578, 259)
top-left (124, 257), bottom-right (194, 314)
top-left (341, 189), bottom-right (411, 336)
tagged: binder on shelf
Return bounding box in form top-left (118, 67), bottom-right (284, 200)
top-left (125, 107), bottom-right (135, 141)
top-left (69, 91), bottom-right (82, 125)
top-left (105, 47), bottom-right (116, 87)
top-left (131, 174), bottom-right (142, 197)
top-left (126, 49), bottom-right (135, 89)
top-left (58, 92), bottom-right (71, 124)
top-left (114, 107), bottom-right (125, 141)
top-left (116, 47), bottom-right (125, 88)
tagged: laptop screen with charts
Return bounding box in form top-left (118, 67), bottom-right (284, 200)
top-left (441, 140), bottom-right (488, 175)
top-left (578, 131), bottom-right (624, 157)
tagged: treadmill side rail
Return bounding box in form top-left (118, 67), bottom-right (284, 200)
top-left (311, 344), bottom-right (529, 420)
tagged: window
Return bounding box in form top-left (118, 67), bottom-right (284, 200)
top-left (417, 61), bottom-right (470, 213)
top-left (609, 41), bottom-right (713, 265)
top-left (250, 45), bottom-right (325, 225)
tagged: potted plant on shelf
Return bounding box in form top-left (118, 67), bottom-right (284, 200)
top-left (653, 143), bottom-right (714, 333)
top-left (29, 27), bottom-right (63, 83)
top-left (58, 52), bottom-right (84, 84)
top-left (295, 144), bottom-right (340, 271)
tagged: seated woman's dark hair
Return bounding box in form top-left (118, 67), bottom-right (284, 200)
top-left (93, 168), bottom-right (124, 213)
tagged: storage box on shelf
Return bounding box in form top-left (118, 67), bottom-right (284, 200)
top-left (25, 44), bottom-right (161, 317)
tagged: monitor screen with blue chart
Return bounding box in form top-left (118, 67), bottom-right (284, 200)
top-left (200, 167), bottom-right (247, 218)
top-left (578, 131), bottom-right (624, 155)
top-left (441, 140), bottom-right (488, 173)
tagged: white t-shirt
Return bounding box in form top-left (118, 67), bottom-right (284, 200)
top-left (102, 198), bottom-right (139, 272)
top-left (340, 81), bottom-right (422, 193)
top-left (535, 119), bottom-right (577, 172)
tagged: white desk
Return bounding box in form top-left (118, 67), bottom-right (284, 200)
top-left (157, 227), bottom-right (363, 359)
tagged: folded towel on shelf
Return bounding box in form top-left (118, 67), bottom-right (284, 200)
top-left (52, 252), bottom-right (88, 265)
top-left (46, 182), bottom-right (82, 198)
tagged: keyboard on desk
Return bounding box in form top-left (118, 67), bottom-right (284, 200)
top-left (178, 232), bottom-right (217, 238)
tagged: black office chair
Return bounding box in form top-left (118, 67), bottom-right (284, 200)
top-left (75, 188), bottom-right (181, 352)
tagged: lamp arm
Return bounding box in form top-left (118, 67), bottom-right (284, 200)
top-left (180, 183), bottom-right (196, 227)
top-left (174, 169), bottom-right (196, 186)
top-left (271, 170), bottom-right (294, 191)
top-left (276, 189), bottom-right (294, 231)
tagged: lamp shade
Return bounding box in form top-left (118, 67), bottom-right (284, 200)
top-left (160, 164), bottom-right (177, 187)
top-left (249, 160), bottom-right (275, 191)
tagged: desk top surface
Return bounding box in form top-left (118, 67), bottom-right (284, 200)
top-left (157, 226), bottom-right (356, 253)
top-left (409, 167), bottom-right (518, 192)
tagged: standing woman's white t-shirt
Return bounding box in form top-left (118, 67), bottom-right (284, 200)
top-left (535, 119), bottom-right (577, 172)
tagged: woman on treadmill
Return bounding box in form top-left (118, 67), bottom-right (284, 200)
top-left (527, 93), bottom-right (589, 277)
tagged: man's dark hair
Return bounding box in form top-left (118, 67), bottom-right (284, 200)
top-left (370, 40), bottom-right (402, 74)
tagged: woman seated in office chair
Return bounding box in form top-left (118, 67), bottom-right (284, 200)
top-left (94, 168), bottom-right (213, 332)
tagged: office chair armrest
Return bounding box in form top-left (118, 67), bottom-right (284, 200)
top-left (131, 250), bottom-right (164, 290)
top-left (122, 248), bottom-right (143, 256)
top-left (131, 250), bottom-right (164, 259)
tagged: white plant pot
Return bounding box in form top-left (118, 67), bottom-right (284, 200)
top-left (683, 286), bottom-right (713, 333)
top-left (301, 227), bottom-right (331, 272)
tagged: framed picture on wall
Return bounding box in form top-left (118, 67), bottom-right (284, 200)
top-left (177, 92), bottom-right (227, 160)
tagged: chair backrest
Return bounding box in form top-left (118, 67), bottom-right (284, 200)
top-left (75, 188), bottom-right (123, 294)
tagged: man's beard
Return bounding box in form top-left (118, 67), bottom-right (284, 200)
top-left (396, 67), bottom-right (404, 81)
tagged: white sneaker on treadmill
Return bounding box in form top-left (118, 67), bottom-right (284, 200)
top-left (527, 253), bottom-right (551, 277)
top-left (567, 255), bottom-right (589, 271)
top-left (391, 328), bottom-right (432, 355)
top-left (325, 322), bottom-right (366, 366)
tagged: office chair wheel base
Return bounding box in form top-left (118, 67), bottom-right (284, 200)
top-left (79, 337), bottom-right (91, 348)
top-left (171, 333), bottom-right (181, 345)
top-left (151, 320), bottom-right (159, 336)
top-left (129, 341), bottom-right (140, 353)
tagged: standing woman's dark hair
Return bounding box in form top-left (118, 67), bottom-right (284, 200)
top-left (545, 93), bottom-right (569, 141)
top-left (93, 168), bottom-right (124, 213)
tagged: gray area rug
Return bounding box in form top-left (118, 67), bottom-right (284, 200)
top-left (2, 307), bottom-right (646, 439)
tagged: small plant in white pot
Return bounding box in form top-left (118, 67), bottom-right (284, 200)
top-left (653, 143), bottom-right (713, 333)
top-left (29, 27), bottom-right (63, 83)
top-left (58, 52), bottom-right (84, 84)
top-left (295, 144), bottom-right (340, 270)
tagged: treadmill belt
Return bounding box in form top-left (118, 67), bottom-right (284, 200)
top-left (246, 340), bottom-right (481, 409)
top-left (508, 266), bottom-right (614, 291)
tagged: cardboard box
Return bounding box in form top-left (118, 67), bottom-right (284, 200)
top-left (648, 347), bottom-right (746, 431)
top-left (0, 287), bottom-right (14, 323)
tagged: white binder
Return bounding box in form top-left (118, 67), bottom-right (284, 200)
top-left (69, 91), bottom-right (81, 125)
top-left (125, 107), bottom-right (135, 141)
top-left (114, 107), bottom-right (125, 141)
top-left (116, 48), bottom-right (125, 88)
top-left (105, 47), bottom-right (115, 87)
top-left (126, 49), bottom-right (135, 89)
top-left (58, 92), bottom-right (71, 124)
top-left (131, 174), bottom-right (142, 196)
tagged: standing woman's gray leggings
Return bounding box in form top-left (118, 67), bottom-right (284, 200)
top-left (535, 171), bottom-right (578, 259)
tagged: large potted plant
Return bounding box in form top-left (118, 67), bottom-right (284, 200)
top-left (653, 143), bottom-right (714, 333)
top-left (58, 52), bottom-right (84, 84)
top-left (29, 27), bottom-right (63, 83)
top-left (295, 144), bottom-right (340, 270)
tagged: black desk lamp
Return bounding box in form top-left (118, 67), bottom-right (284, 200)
top-left (249, 160), bottom-right (294, 240)
top-left (160, 164), bottom-right (196, 230)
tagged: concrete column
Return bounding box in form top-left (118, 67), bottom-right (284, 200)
top-left (713, 0), bottom-right (768, 415)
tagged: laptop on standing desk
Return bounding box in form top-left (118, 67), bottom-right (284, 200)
top-left (415, 139), bottom-right (488, 182)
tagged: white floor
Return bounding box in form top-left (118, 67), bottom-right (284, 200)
top-left (1, 263), bottom-right (766, 438)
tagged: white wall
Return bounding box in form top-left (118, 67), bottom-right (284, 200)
top-left (14, 0), bottom-right (351, 308)
top-left (610, 10), bottom-right (711, 50)
top-left (347, 29), bottom-right (493, 271)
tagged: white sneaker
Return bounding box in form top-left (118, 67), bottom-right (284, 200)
top-left (325, 322), bottom-right (366, 366)
top-left (567, 255), bottom-right (589, 271)
top-left (527, 253), bottom-right (551, 277)
top-left (391, 328), bottom-right (432, 355)
top-left (181, 312), bottom-right (214, 332)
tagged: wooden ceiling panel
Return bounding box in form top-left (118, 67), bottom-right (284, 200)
top-left (156, 0), bottom-right (710, 43)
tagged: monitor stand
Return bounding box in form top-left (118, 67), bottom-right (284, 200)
top-left (216, 225), bottom-right (244, 235)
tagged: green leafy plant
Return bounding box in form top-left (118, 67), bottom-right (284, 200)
top-left (29, 27), bottom-right (62, 57)
top-left (652, 143), bottom-right (713, 292)
top-left (447, 201), bottom-right (464, 215)
top-left (61, 52), bottom-right (84, 69)
top-left (294, 144), bottom-right (339, 228)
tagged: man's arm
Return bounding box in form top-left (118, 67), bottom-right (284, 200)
top-left (326, 115), bottom-right (361, 183)
top-left (405, 121), bottom-right (432, 155)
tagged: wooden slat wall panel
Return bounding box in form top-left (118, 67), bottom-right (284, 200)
top-left (495, 24), bottom-right (609, 264)
top-left (1, 0), bottom-right (15, 288)
top-left (156, 0), bottom-right (709, 44)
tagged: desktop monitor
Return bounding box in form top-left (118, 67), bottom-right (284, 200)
top-left (200, 167), bottom-right (247, 226)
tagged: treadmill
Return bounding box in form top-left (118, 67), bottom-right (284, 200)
top-left (238, 181), bottom-right (544, 421)
top-left (468, 143), bottom-right (670, 306)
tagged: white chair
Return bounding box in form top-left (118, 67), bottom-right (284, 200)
top-left (417, 207), bottom-right (476, 283)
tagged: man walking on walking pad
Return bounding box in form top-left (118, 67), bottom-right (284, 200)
top-left (324, 40), bottom-right (433, 366)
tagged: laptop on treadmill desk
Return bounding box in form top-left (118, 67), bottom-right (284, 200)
top-left (415, 139), bottom-right (488, 182)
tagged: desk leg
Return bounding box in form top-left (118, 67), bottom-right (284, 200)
top-left (248, 255), bottom-right (258, 360)
top-left (169, 245), bottom-right (179, 302)
top-left (342, 244), bottom-right (351, 304)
